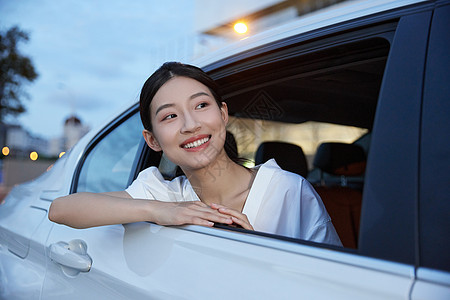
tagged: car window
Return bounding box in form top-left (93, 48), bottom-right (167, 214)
top-left (207, 29), bottom-right (393, 248)
top-left (76, 112), bottom-right (143, 193)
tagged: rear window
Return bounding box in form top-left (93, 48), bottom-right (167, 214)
top-left (212, 33), bottom-right (392, 248)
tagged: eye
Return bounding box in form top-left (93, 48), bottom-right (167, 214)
top-left (196, 102), bottom-right (208, 109)
top-left (162, 113), bottom-right (177, 121)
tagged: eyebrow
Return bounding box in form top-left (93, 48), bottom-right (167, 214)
top-left (154, 103), bottom-right (175, 117)
top-left (154, 92), bottom-right (211, 117)
top-left (189, 91), bottom-right (210, 100)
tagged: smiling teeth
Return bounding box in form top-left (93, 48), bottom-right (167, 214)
top-left (183, 137), bottom-right (210, 149)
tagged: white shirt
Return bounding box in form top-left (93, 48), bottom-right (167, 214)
top-left (125, 159), bottom-right (342, 246)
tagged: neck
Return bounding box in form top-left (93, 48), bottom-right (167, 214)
top-left (182, 153), bottom-right (253, 210)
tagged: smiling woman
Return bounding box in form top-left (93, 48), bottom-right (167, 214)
top-left (48, 62), bottom-right (341, 246)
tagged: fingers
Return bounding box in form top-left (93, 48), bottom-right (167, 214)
top-left (189, 202), bottom-right (233, 223)
top-left (230, 216), bottom-right (254, 231)
top-left (210, 203), bottom-right (254, 231)
top-left (210, 203), bottom-right (225, 210)
top-left (150, 200), bottom-right (233, 227)
top-left (152, 201), bottom-right (253, 230)
top-left (175, 202), bottom-right (233, 226)
top-left (190, 217), bottom-right (214, 227)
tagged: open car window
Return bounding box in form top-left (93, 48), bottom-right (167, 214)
top-left (203, 27), bottom-right (393, 248)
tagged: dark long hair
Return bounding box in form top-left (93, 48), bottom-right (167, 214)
top-left (139, 62), bottom-right (222, 131)
top-left (139, 62), bottom-right (242, 164)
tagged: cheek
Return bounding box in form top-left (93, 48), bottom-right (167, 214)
top-left (150, 126), bottom-right (166, 145)
top-left (152, 122), bottom-right (180, 145)
top-left (204, 111), bottom-right (227, 144)
top-left (203, 109), bottom-right (226, 127)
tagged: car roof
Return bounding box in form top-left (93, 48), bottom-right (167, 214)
top-left (192, 0), bottom-right (428, 69)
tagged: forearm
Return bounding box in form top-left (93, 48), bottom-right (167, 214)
top-left (49, 192), bottom-right (236, 229)
top-left (48, 192), bottom-right (153, 229)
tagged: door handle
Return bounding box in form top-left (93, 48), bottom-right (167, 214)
top-left (49, 239), bottom-right (92, 276)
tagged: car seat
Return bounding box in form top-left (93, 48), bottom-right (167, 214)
top-left (312, 142), bottom-right (366, 248)
top-left (254, 141), bottom-right (308, 178)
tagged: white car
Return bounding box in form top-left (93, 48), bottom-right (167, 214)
top-left (1, 0), bottom-right (449, 299)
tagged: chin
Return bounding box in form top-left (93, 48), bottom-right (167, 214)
top-left (184, 158), bottom-right (215, 172)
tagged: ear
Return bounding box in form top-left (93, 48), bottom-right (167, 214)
top-left (142, 129), bottom-right (162, 152)
top-left (220, 102), bottom-right (229, 125)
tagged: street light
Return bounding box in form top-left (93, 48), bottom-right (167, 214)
top-left (234, 22), bottom-right (248, 34)
top-left (2, 146), bottom-right (10, 156)
top-left (30, 151), bottom-right (38, 161)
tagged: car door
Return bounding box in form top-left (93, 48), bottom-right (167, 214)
top-left (0, 180), bottom-right (50, 299)
top-left (0, 134), bottom-right (77, 300)
top-left (41, 120), bottom-right (416, 299)
top-left (40, 85), bottom-right (416, 299)
top-left (43, 120), bottom-right (417, 299)
top-left (41, 109), bottom-right (147, 299)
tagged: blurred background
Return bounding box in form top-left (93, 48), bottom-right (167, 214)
top-left (0, 0), bottom-right (346, 198)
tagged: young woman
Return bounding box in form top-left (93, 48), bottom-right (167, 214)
top-left (49, 62), bottom-right (341, 246)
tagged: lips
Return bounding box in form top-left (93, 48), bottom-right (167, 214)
top-left (181, 135), bottom-right (211, 149)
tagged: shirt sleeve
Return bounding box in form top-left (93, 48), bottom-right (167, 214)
top-left (250, 161), bottom-right (342, 246)
top-left (307, 219), bottom-right (343, 246)
top-left (298, 179), bottom-right (342, 246)
top-left (125, 167), bottom-right (199, 202)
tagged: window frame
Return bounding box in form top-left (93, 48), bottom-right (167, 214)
top-left (71, 104), bottom-right (144, 194)
top-left (359, 9), bottom-right (432, 266)
top-left (137, 24), bottom-right (392, 254)
top-left (419, 2), bottom-right (450, 273)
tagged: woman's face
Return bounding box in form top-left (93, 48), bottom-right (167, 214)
top-left (143, 76), bottom-right (229, 171)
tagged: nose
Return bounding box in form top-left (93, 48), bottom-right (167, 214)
top-left (180, 111), bottom-right (201, 133)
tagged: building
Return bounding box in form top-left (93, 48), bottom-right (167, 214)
top-left (0, 114), bottom-right (90, 159)
top-left (63, 115), bottom-right (89, 150)
top-left (192, 0), bottom-right (347, 58)
top-left (150, 0), bottom-right (346, 68)
top-left (45, 115), bottom-right (90, 157)
top-left (1, 123), bottom-right (48, 158)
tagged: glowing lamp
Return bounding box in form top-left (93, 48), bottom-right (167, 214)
top-left (30, 151), bottom-right (38, 161)
top-left (2, 146), bottom-right (10, 156)
top-left (234, 22), bottom-right (248, 34)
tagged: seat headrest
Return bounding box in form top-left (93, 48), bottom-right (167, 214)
top-left (313, 142), bottom-right (366, 176)
top-left (255, 141), bottom-right (308, 177)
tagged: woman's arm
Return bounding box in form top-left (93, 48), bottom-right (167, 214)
top-left (49, 191), bottom-right (233, 229)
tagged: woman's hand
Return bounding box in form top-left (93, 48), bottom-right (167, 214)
top-left (149, 201), bottom-right (234, 227)
top-left (210, 203), bottom-right (254, 230)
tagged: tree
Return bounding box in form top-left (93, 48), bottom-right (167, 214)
top-left (0, 26), bottom-right (38, 122)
